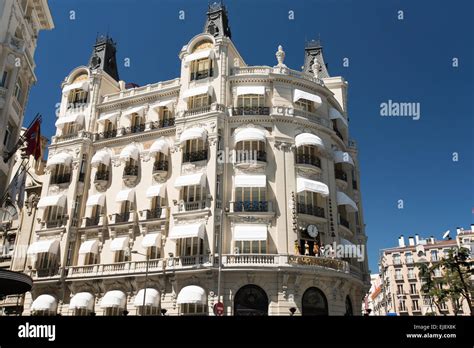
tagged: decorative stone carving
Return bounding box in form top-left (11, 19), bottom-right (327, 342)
top-left (312, 59), bottom-right (321, 79)
top-left (275, 45), bottom-right (287, 67)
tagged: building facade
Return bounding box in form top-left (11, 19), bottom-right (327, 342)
top-left (376, 229), bottom-right (473, 316)
top-left (0, 0), bottom-right (54, 194)
top-left (16, 4), bottom-right (369, 316)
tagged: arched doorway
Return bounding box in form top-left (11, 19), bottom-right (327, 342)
top-left (302, 287), bottom-right (328, 316)
top-left (345, 295), bottom-right (353, 316)
top-left (234, 285), bottom-right (268, 316)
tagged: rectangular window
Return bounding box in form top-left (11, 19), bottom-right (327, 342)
top-left (410, 284), bottom-right (417, 294)
top-left (84, 252), bottom-right (98, 265)
top-left (147, 246), bottom-right (160, 260)
top-left (0, 71), bottom-right (8, 88)
top-left (408, 268), bottom-right (415, 279)
top-left (237, 94), bottom-right (264, 108)
top-left (104, 307), bottom-right (122, 316)
top-left (397, 284), bottom-right (403, 295)
top-left (405, 252), bottom-right (413, 264)
top-left (294, 98), bottom-right (313, 112)
top-left (180, 303), bottom-right (208, 315)
top-left (13, 79), bottom-right (23, 101)
top-left (190, 58), bottom-right (212, 81)
top-left (412, 300), bottom-right (419, 311)
top-left (393, 254), bottom-right (401, 265)
top-left (3, 125), bottom-right (11, 146)
top-left (434, 268), bottom-right (442, 277)
top-left (395, 269), bottom-right (402, 280)
top-left (188, 94), bottom-right (210, 109)
top-left (234, 240), bottom-right (267, 254)
top-left (178, 237), bottom-right (203, 257)
top-left (183, 139), bottom-right (207, 162)
top-left (114, 250), bottom-right (129, 263)
top-left (68, 89), bottom-right (88, 109)
top-left (399, 300), bottom-right (406, 311)
top-left (440, 301), bottom-right (447, 310)
top-left (431, 250), bottom-right (438, 262)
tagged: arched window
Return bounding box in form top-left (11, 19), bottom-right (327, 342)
top-left (302, 287), bottom-right (328, 316)
top-left (234, 284), bottom-right (268, 316)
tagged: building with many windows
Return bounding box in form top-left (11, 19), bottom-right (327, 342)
top-left (375, 228), bottom-right (473, 316)
top-left (0, 0), bottom-right (54, 194)
top-left (14, 4), bottom-right (369, 316)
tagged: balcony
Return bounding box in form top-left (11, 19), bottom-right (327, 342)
top-left (190, 69), bottom-right (213, 81)
top-left (98, 129), bottom-right (117, 139)
top-left (50, 173), bottom-right (71, 185)
top-left (149, 207), bottom-right (163, 219)
top-left (234, 201), bottom-right (269, 212)
top-left (339, 217), bottom-right (350, 229)
top-left (45, 217), bottom-right (67, 229)
top-left (297, 203), bottom-right (325, 218)
top-left (94, 171), bottom-right (109, 182)
top-left (131, 124), bottom-right (145, 134)
top-left (334, 127), bottom-right (344, 141)
top-left (232, 106), bottom-right (270, 116)
top-left (335, 170), bottom-right (347, 182)
top-left (85, 216), bottom-right (100, 227)
top-left (183, 103), bottom-right (226, 117)
top-left (295, 154), bottom-right (321, 168)
top-left (153, 160), bottom-right (169, 173)
top-left (178, 200), bottom-right (206, 212)
top-left (183, 150), bottom-right (208, 163)
top-left (151, 118), bottom-right (175, 129)
top-left (123, 165), bottom-right (138, 177)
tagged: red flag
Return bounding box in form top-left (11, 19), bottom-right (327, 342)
top-left (24, 117), bottom-right (42, 160)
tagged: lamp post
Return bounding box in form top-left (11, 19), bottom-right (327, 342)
top-left (131, 250), bottom-right (149, 315)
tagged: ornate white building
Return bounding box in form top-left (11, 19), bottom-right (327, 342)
top-left (17, 4), bottom-right (369, 316)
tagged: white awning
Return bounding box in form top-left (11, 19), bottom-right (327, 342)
top-left (62, 81), bottom-right (89, 94)
top-left (235, 86), bottom-right (266, 96)
top-left (169, 223), bottom-right (205, 240)
top-left (234, 128), bottom-right (266, 143)
top-left (31, 294), bottom-right (57, 312)
top-left (336, 191), bottom-right (358, 212)
top-left (149, 138), bottom-right (169, 155)
top-left (119, 145), bottom-right (139, 161)
top-left (233, 224), bottom-right (267, 241)
top-left (234, 175), bottom-right (266, 188)
top-left (110, 236), bottom-right (129, 251)
top-left (174, 173), bottom-right (206, 188)
top-left (146, 185), bottom-right (166, 198)
top-left (340, 238), bottom-right (356, 247)
top-left (122, 106), bottom-right (145, 119)
top-left (37, 195), bottom-right (67, 209)
top-left (27, 239), bottom-right (60, 255)
top-left (329, 107), bottom-right (348, 127)
top-left (295, 133), bottom-right (325, 149)
top-left (180, 128), bottom-right (207, 143)
top-left (116, 189), bottom-right (134, 203)
top-left (334, 151), bottom-right (354, 166)
top-left (142, 233), bottom-right (161, 248)
top-left (91, 151), bottom-right (111, 167)
top-left (97, 112), bottom-right (119, 124)
top-left (296, 177), bottom-right (329, 197)
top-left (101, 290), bottom-right (126, 309)
top-left (176, 285), bottom-right (207, 305)
top-left (46, 153), bottom-right (73, 168)
top-left (69, 292), bottom-right (94, 311)
top-left (86, 194), bottom-right (105, 207)
top-left (293, 89), bottom-right (322, 106)
top-left (149, 100), bottom-right (174, 109)
top-left (184, 49), bottom-right (214, 63)
top-left (78, 240), bottom-right (99, 254)
top-left (134, 288), bottom-right (160, 307)
top-left (55, 114), bottom-right (84, 129)
top-left (182, 85), bottom-right (213, 100)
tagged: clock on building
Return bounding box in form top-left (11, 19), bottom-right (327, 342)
top-left (307, 224), bottom-right (318, 238)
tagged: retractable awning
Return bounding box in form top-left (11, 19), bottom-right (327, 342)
top-left (235, 86), bottom-right (266, 96)
top-left (329, 107), bottom-right (348, 127)
top-left (334, 151), bottom-right (354, 166)
top-left (91, 151), bottom-right (110, 167)
top-left (78, 240), bottom-right (99, 254)
top-left (27, 239), bottom-right (60, 255)
top-left (97, 112), bottom-right (119, 124)
top-left (55, 114), bottom-right (84, 129)
top-left (296, 177), bottom-right (329, 197)
top-left (46, 153), bottom-right (73, 168)
top-left (295, 133), bottom-right (325, 149)
top-left (179, 128), bottom-right (207, 143)
top-left (119, 145), bottom-right (139, 161)
top-left (62, 81), bottom-right (89, 94)
top-left (110, 236), bottom-right (129, 251)
top-left (142, 233), bottom-right (161, 248)
top-left (184, 49), bottom-right (215, 63)
top-left (293, 89), bottom-right (322, 106)
top-left (37, 195), bottom-right (66, 209)
top-left (182, 85), bottom-right (213, 100)
top-left (176, 285), bottom-right (206, 305)
top-left (69, 292), bottom-right (94, 311)
top-left (31, 294), bottom-right (58, 312)
top-left (122, 106), bottom-right (145, 119)
top-left (149, 139), bottom-right (169, 155)
top-left (116, 189), bottom-right (134, 202)
top-left (233, 224), bottom-right (267, 241)
top-left (168, 223), bottom-right (205, 240)
top-left (134, 288), bottom-right (160, 307)
top-left (146, 185), bottom-right (166, 198)
top-left (86, 194), bottom-right (105, 207)
top-left (336, 191), bottom-right (358, 212)
top-left (174, 173), bottom-right (206, 188)
top-left (234, 128), bottom-right (266, 143)
top-left (101, 290), bottom-right (126, 309)
top-left (234, 175), bottom-right (266, 188)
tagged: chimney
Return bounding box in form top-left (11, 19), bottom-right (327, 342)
top-left (415, 234), bottom-right (420, 245)
top-left (408, 237), bottom-right (415, 246)
top-left (456, 227), bottom-right (461, 235)
top-left (398, 235), bottom-right (405, 247)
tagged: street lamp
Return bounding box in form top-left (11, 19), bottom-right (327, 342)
top-left (131, 250), bottom-right (149, 315)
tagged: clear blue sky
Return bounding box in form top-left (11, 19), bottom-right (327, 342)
top-left (25, 0), bottom-right (473, 272)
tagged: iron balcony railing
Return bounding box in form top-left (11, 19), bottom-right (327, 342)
top-left (45, 218), bottom-right (66, 229)
top-left (148, 207), bottom-right (163, 219)
top-left (183, 150), bottom-right (208, 162)
top-left (153, 160), bottom-right (168, 172)
top-left (101, 129), bottom-right (117, 139)
top-left (123, 165), bottom-right (139, 177)
top-left (296, 203), bottom-right (325, 218)
top-left (152, 118), bottom-right (175, 129)
top-left (95, 171), bottom-right (109, 182)
top-left (190, 69), bottom-right (213, 81)
top-left (234, 201), bottom-right (268, 212)
top-left (131, 124), bottom-right (145, 134)
top-left (86, 216), bottom-right (100, 227)
top-left (335, 170), bottom-right (347, 181)
top-left (295, 154), bottom-right (321, 168)
top-left (232, 106), bottom-right (270, 116)
top-left (115, 212), bottom-right (130, 223)
top-left (50, 173), bottom-right (71, 185)
top-left (179, 201), bottom-right (206, 212)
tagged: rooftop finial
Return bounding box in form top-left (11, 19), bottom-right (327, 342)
top-left (275, 45), bottom-right (286, 67)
